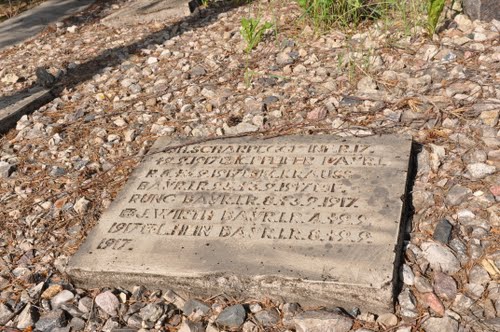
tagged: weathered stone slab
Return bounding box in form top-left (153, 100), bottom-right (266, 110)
top-left (101, 0), bottom-right (196, 27)
top-left (463, 0), bottom-right (500, 21)
top-left (0, 87), bottom-right (53, 135)
top-left (67, 135), bottom-right (412, 313)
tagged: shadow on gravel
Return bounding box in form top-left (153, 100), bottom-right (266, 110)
top-left (0, 0), bottom-right (246, 136)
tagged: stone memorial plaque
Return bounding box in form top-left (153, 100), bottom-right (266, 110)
top-left (67, 135), bottom-right (412, 313)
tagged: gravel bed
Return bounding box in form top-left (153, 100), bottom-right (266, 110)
top-left (0, 1), bottom-right (499, 331)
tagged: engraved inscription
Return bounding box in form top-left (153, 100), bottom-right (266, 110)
top-left (144, 168), bottom-right (353, 180)
top-left (154, 155), bottom-right (385, 167)
top-left (96, 238), bottom-right (133, 250)
top-left (118, 208), bottom-right (370, 225)
top-left (165, 143), bottom-right (372, 154)
top-left (136, 180), bottom-right (338, 193)
top-left (88, 137), bottom-right (407, 250)
top-left (92, 142), bottom-right (388, 248)
top-left (103, 222), bottom-right (374, 244)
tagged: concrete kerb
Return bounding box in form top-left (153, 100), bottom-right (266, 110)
top-left (0, 87), bottom-right (54, 135)
top-left (0, 0), bottom-right (96, 51)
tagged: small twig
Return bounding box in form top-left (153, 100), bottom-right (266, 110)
top-left (84, 294), bottom-right (96, 330)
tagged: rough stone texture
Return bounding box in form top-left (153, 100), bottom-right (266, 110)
top-left (376, 313), bottom-right (397, 327)
top-left (254, 308), bottom-right (281, 326)
top-left (183, 299), bottom-right (210, 316)
top-left (51, 289), bottom-right (75, 308)
top-left (463, 0), bottom-right (500, 21)
top-left (95, 291), bottom-right (120, 316)
top-left (67, 135), bottom-right (412, 314)
top-left (178, 320), bottom-right (204, 332)
top-left (0, 303), bottom-right (13, 325)
top-left (398, 289), bottom-right (418, 318)
top-left (0, 87), bottom-right (53, 135)
top-left (16, 303), bottom-right (38, 329)
top-left (433, 219), bottom-right (452, 244)
top-left (421, 315), bottom-right (459, 332)
top-left (467, 162), bottom-right (496, 179)
top-left (293, 310), bottom-right (353, 332)
top-left (215, 304), bottom-right (246, 329)
top-left (35, 309), bottom-right (68, 332)
top-left (101, 0), bottom-right (195, 27)
top-left (445, 185), bottom-right (471, 206)
top-left (421, 242), bottom-right (460, 274)
top-left (433, 272), bottom-right (458, 301)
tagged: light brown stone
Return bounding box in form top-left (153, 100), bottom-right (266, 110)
top-left (67, 135), bottom-right (412, 314)
top-left (101, 0), bottom-right (194, 28)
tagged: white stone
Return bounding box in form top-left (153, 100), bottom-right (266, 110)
top-left (16, 304), bottom-right (35, 329)
top-left (74, 198), bottom-right (90, 214)
top-left (357, 76), bottom-right (377, 92)
top-left (401, 264), bottom-right (415, 285)
top-left (467, 163), bottom-right (496, 179)
top-left (51, 290), bottom-right (75, 308)
top-left (421, 242), bottom-right (461, 274)
top-left (376, 313), bottom-right (398, 327)
top-left (1, 73), bottom-right (19, 84)
top-left (455, 14), bottom-right (472, 32)
top-left (147, 57), bottom-right (158, 65)
top-left (124, 129), bottom-right (136, 142)
top-left (95, 291), bottom-right (119, 316)
top-left (422, 316), bottom-right (458, 332)
top-left (114, 118), bottom-right (127, 127)
top-left (293, 310), bottom-right (353, 332)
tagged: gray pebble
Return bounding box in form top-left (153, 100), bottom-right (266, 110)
top-left (190, 66), bottom-right (207, 77)
top-left (433, 219), bottom-right (453, 244)
top-left (422, 316), bottom-right (458, 332)
top-left (140, 302), bottom-right (164, 322)
top-left (276, 52), bottom-right (293, 65)
top-left (401, 264), bottom-right (415, 285)
top-left (433, 271), bottom-right (458, 301)
top-left (16, 303), bottom-right (38, 329)
top-left (415, 276), bottom-right (433, 293)
top-left (0, 161), bottom-right (15, 178)
top-left (95, 291), bottom-right (120, 316)
top-left (69, 317), bottom-right (86, 330)
top-left (293, 310), bottom-right (353, 332)
top-left (445, 185), bottom-right (471, 206)
top-left (421, 241), bottom-right (461, 274)
top-left (0, 302), bottom-right (13, 325)
top-left (215, 304), bottom-right (246, 329)
top-left (467, 163), bottom-right (496, 179)
top-left (35, 309), bottom-right (68, 332)
top-left (51, 290), bottom-right (74, 308)
top-left (398, 289), bottom-right (418, 318)
top-left (183, 299), bottom-right (210, 316)
top-left (254, 308), bottom-right (281, 326)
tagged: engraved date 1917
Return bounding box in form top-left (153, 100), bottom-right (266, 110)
top-left (96, 238), bottom-right (133, 250)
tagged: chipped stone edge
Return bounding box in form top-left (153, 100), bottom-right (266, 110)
top-left (389, 140), bottom-right (416, 310)
top-left (66, 268), bottom-right (394, 314)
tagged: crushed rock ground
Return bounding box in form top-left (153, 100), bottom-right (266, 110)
top-left (0, 0), bottom-right (499, 331)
